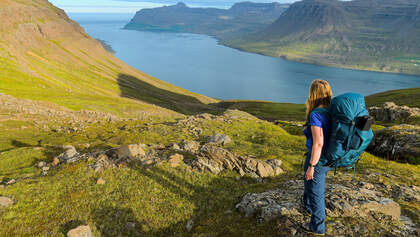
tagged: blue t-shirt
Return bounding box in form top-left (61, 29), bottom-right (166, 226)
top-left (304, 109), bottom-right (331, 158)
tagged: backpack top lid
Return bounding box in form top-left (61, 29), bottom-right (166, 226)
top-left (329, 93), bottom-right (368, 122)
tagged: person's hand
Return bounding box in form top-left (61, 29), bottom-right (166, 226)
top-left (305, 167), bottom-right (314, 181)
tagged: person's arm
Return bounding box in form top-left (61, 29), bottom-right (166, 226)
top-left (305, 125), bottom-right (324, 181)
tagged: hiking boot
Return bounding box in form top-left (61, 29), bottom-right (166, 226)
top-left (301, 224), bottom-right (325, 236)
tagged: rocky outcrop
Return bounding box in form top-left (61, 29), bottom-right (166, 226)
top-left (369, 102), bottom-right (420, 122)
top-left (193, 144), bottom-right (283, 177)
top-left (236, 179), bottom-right (419, 236)
top-left (368, 125), bottom-right (420, 163)
top-left (48, 139), bottom-right (284, 179)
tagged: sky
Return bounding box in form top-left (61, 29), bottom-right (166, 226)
top-left (49, 0), bottom-right (298, 13)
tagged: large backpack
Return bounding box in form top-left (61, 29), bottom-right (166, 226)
top-left (324, 93), bottom-right (374, 174)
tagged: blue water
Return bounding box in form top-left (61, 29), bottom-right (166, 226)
top-left (69, 13), bottom-right (420, 103)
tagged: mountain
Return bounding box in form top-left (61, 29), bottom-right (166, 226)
top-left (124, 2), bottom-right (289, 39)
top-left (227, 0), bottom-right (420, 75)
top-left (0, 0), bottom-right (217, 117)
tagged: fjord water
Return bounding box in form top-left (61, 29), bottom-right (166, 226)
top-left (69, 13), bottom-right (420, 104)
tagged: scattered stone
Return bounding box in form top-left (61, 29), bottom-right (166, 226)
top-left (52, 157), bottom-right (60, 166)
top-left (181, 140), bottom-right (200, 154)
top-left (0, 197), bottom-right (14, 208)
top-left (186, 219), bottom-right (194, 232)
top-left (91, 154), bottom-right (113, 172)
top-left (6, 179), bottom-right (16, 185)
top-left (166, 143), bottom-right (180, 150)
top-left (208, 133), bottom-right (232, 145)
top-left (37, 161), bottom-right (47, 168)
top-left (369, 102), bottom-right (420, 122)
top-left (42, 166), bottom-right (50, 171)
top-left (125, 222), bottom-right (137, 230)
top-left (67, 225), bottom-right (93, 237)
top-left (57, 145), bottom-right (80, 163)
top-left (96, 178), bottom-right (106, 185)
top-left (116, 144), bottom-right (146, 159)
top-left (168, 154), bottom-right (184, 167)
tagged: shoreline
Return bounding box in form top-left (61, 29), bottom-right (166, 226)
top-left (123, 27), bottom-right (420, 78)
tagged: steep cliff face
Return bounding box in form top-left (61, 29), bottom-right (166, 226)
top-left (263, 0), bottom-right (350, 40)
top-left (125, 2), bottom-right (289, 38)
top-left (0, 0), bottom-right (216, 116)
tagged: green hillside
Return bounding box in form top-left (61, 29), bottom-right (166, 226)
top-left (0, 0), bottom-right (217, 117)
top-left (366, 88), bottom-right (420, 108)
top-left (225, 0), bottom-right (420, 75)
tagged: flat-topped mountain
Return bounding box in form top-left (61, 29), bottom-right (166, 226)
top-left (0, 0), bottom-right (216, 117)
top-left (228, 0), bottom-right (420, 75)
top-left (124, 1), bottom-right (289, 38)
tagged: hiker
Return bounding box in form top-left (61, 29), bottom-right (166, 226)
top-left (302, 79), bottom-right (332, 236)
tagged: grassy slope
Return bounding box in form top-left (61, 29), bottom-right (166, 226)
top-left (0, 0), bottom-right (217, 118)
top-left (0, 111), bottom-right (419, 236)
top-left (223, 39), bottom-right (420, 76)
top-left (365, 88), bottom-right (420, 108)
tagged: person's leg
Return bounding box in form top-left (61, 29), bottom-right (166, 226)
top-left (303, 154), bottom-right (312, 215)
top-left (307, 165), bottom-right (330, 234)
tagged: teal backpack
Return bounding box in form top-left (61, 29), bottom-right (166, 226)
top-left (323, 93), bottom-right (374, 175)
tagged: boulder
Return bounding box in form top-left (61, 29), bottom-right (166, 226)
top-left (256, 162), bottom-right (274, 178)
top-left (57, 145), bottom-right (80, 163)
top-left (168, 154), bottom-right (184, 167)
top-left (67, 225), bottom-right (93, 237)
top-left (0, 197), bottom-right (14, 208)
top-left (208, 134), bottom-right (232, 145)
top-left (192, 144), bottom-right (283, 178)
top-left (369, 102), bottom-right (420, 122)
top-left (116, 144), bottom-right (146, 159)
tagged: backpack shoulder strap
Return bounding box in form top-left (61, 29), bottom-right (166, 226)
top-left (310, 107), bottom-right (330, 119)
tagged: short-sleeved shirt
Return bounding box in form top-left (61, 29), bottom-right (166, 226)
top-left (304, 109), bottom-right (331, 159)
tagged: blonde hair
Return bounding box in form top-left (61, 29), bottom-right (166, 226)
top-left (305, 79), bottom-right (332, 122)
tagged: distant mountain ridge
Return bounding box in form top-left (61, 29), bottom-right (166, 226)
top-left (126, 0), bottom-right (420, 75)
top-left (228, 0), bottom-right (420, 75)
top-left (124, 1), bottom-right (289, 39)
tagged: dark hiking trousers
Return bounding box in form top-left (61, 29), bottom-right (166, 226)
top-left (303, 154), bottom-right (331, 234)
